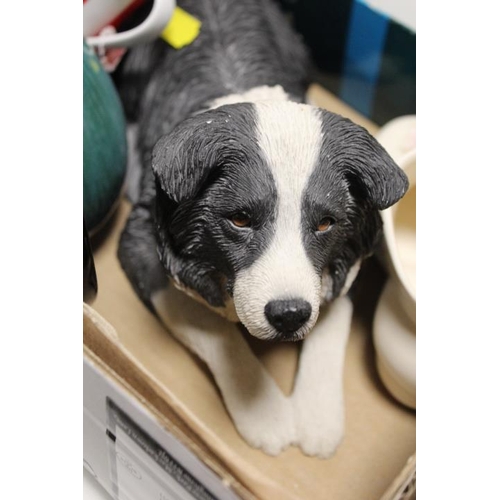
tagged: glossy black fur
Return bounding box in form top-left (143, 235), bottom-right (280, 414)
top-left (118, 0), bottom-right (309, 309)
top-left (152, 104), bottom-right (278, 307)
top-left (117, 0), bottom-right (309, 163)
top-left (117, 0), bottom-right (408, 316)
top-left (301, 112), bottom-right (409, 299)
top-left (150, 105), bottom-right (408, 311)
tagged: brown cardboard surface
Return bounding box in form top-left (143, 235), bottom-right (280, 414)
top-left (88, 89), bottom-right (416, 500)
top-left (84, 311), bottom-right (256, 500)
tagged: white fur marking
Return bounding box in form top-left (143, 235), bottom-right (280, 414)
top-left (152, 287), bottom-right (296, 455)
top-left (292, 296), bottom-right (353, 458)
top-left (320, 268), bottom-right (334, 304)
top-left (340, 259), bottom-right (362, 296)
top-left (233, 102), bottom-right (324, 339)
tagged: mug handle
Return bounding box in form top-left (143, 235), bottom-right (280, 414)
top-left (85, 0), bottom-right (176, 49)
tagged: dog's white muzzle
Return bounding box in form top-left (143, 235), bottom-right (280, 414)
top-left (233, 223), bottom-right (321, 341)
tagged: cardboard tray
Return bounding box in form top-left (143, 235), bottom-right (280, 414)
top-left (84, 86), bottom-right (416, 500)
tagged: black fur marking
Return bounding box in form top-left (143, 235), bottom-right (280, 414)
top-left (117, 0), bottom-right (310, 165)
top-left (153, 104), bottom-right (278, 307)
top-left (118, 168), bottom-right (169, 311)
top-left (318, 111), bottom-right (409, 211)
top-left (117, 0), bottom-right (310, 311)
top-left (301, 111), bottom-right (409, 299)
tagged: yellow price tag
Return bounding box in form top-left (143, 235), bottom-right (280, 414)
top-left (161, 7), bottom-right (201, 49)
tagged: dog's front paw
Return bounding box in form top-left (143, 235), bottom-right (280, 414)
top-left (298, 418), bottom-right (344, 459)
top-left (292, 395), bottom-right (345, 459)
top-left (229, 395), bottom-right (297, 455)
top-left (235, 420), bottom-right (293, 456)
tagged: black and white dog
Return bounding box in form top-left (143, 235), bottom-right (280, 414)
top-left (117, 0), bottom-right (408, 457)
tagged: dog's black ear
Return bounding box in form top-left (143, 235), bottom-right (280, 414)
top-left (152, 103), bottom-right (257, 204)
top-left (319, 111), bottom-right (409, 210)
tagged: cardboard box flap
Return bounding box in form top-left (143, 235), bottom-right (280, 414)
top-left (84, 304), bottom-right (257, 500)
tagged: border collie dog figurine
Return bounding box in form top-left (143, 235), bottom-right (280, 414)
top-left (117, 0), bottom-right (408, 457)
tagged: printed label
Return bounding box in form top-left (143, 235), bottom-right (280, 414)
top-left (106, 398), bottom-right (217, 500)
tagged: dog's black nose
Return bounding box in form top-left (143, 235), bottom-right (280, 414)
top-left (265, 299), bottom-right (312, 337)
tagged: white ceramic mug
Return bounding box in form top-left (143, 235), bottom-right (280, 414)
top-left (84, 0), bottom-right (175, 48)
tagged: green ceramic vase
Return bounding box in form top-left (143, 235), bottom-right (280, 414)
top-left (83, 41), bottom-right (127, 233)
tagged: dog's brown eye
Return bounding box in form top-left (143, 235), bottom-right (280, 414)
top-left (317, 217), bottom-right (334, 232)
top-left (230, 213), bottom-right (251, 228)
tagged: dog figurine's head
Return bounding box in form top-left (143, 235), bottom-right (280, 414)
top-left (152, 101), bottom-right (408, 341)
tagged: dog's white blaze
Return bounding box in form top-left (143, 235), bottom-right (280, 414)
top-left (233, 102), bottom-right (324, 339)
